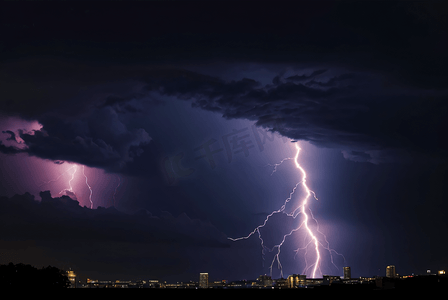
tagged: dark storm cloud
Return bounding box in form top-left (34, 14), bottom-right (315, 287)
top-left (285, 69), bottom-right (328, 82)
top-left (0, 192), bottom-right (229, 278)
top-left (2, 130), bottom-right (16, 141)
top-left (305, 73), bottom-right (356, 88)
top-left (0, 59), bottom-right (153, 172)
top-left (0, 1), bottom-right (447, 166)
top-left (1, 60), bottom-right (447, 166)
top-left (2, 1), bottom-right (447, 88)
top-left (0, 107), bottom-right (152, 173)
top-left (0, 1), bottom-right (447, 282)
top-left (140, 69), bottom-right (448, 163)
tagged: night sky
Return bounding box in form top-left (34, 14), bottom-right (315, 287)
top-left (1, 1), bottom-right (448, 283)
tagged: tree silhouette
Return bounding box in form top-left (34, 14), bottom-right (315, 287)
top-left (0, 263), bottom-right (70, 288)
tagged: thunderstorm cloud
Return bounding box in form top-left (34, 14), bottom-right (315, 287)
top-left (1, 61), bottom-right (447, 169)
top-left (0, 192), bottom-right (229, 279)
top-left (1, 1), bottom-right (448, 281)
top-left (1, 1), bottom-right (447, 172)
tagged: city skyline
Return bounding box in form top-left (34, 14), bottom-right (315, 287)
top-left (44, 264), bottom-right (448, 288)
top-left (1, 189), bottom-right (445, 282)
top-left (1, 1), bottom-right (448, 283)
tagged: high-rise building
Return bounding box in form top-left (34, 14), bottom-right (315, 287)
top-left (257, 274), bottom-right (273, 287)
top-left (287, 275), bottom-right (296, 288)
top-left (343, 266), bottom-right (351, 280)
top-left (199, 273), bottom-right (209, 288)
top-left (287, 274), bottom-right (306, 288)
top-left (386, 265), bottom-right (396, 278)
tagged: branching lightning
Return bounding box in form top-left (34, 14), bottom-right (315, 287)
top-left (38, 164), bottom-right (77, 188)
top-left (82, 165), bottom-right (94, 209)
top-left (228, 143), bottom-right (344, 279)
top-left (38, 162), bottom-right (97, 209)
top-left (58, 164), bottom-right (78, 197)
top-left (267, 157), bottom-right (293, 176)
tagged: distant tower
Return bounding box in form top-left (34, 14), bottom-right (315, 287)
top-left (386, 265), bottom-right (396, 278)
top-left (257, 274), bottom-right (273, 287)
top-left (199, 273), bottom-right (209, 288)
top-left (67, 269), bottom-right (77, 288)
top-left (343, 266), bottom-right (351, 279)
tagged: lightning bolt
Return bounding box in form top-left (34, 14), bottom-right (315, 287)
top-left (38, 164), bottom-right (77, 188)
top-left (38, 161), bottom-right (99, 209)
top-left (293, 143), bottom-right (321, 278)
top-left (228, 142), bottom-right (344, 279)
top-left (68, 165), bottom-right (77, 192)
top-left (82, 165), bottom-right (93, 209)
top-left (58, 164), bottom-right (78, 197)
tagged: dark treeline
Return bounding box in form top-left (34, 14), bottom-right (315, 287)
top-left (0, 262), bottom-right (70, 288)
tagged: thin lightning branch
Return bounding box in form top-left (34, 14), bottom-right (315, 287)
top-left (38, 165), bottom-right (77, 187)
top-left (43, 163), bottom-right (98, 210)
top-left (268, 225), bottom-right (302, 278)
top-left (68, 166), bottom-right (77, 192)
top-left (228, 143), bottom-right (344, 279)
top-left (266, 157), bottom-right (293, 176)
top-left (58, 165), bottom-right (78, 196)
top-left (82, 165), bottom-right (93, 209)
top-left (227, 181), bottom-right (301, 242)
